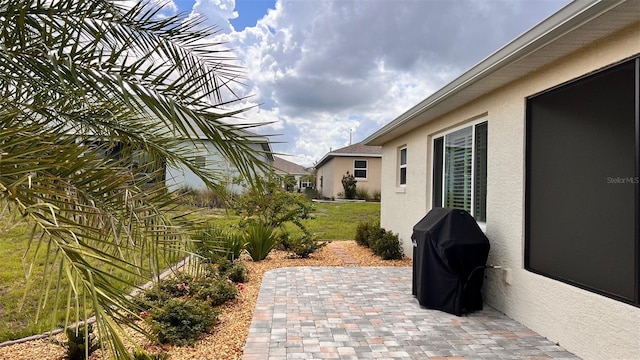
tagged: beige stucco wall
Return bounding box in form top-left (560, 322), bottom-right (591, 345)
top-left (379, 22), bottom-right (640, 360)
top-left (316, 156), bottom-right (381, 199)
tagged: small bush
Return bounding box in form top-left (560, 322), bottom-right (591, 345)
top-left (62, 324), bottom-right (99, 360)
top-left (195, 278), bottom-right (239, 306)
top-left (157, 272), bottom-right (194, 298)
top-left (354, 221), bottom-right (383, 248)
top-left (225, 261), bottom-right (249, 283)
top-left (341, 172), bottom-right (357, 199)
top-left (372, 230), bottom-right (404, 260)
top-left (371, 189), bottom-right (381, 202)
top-left (150, 299), bottom-right (218, 345)
top-left (285, 234), bottom-right (328, 258)
top-left (244, 222), bottom-right (278, 261)
top-left (193, 225), bottom-right (245, 262)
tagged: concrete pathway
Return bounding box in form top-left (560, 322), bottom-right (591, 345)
top-left (242, 267), bottom-right (580, 360)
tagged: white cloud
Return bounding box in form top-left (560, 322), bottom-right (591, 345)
top-left (188, 0), bottom-right (571, 167)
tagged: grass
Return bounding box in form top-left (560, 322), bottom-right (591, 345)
top-left (196, 201), bottom-right (381, 241)
top-left (302, 202), bottom-right (380, 240)
top-left (0, 217), bottom-right (67, 341)
top-left (0, 214), bottom-right (182, 342)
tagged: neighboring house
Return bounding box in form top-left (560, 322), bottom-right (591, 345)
top-left (314, 142), bottom-right (381, 199)
top-left (363, 1), bottom-right (639, 359)
top-left (272, 156), bottom-right (313, 191)
top-left (165, 130), bottom-right (273, 193)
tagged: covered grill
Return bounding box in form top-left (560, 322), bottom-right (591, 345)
top-left (411, 208), bottom-right (490, 316)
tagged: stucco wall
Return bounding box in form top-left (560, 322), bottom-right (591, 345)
top-left (379, 22), bottom-right (640, 360)
top-left (166, 141), bottom-right (269, 193)
top-left (317, 156), bottom-right (382, 199)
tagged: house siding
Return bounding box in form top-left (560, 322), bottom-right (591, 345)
top-left (379, 22), bottom-right (640, 360)
top-left (317, 156), bottom-right (381, 199)
top-left (166, 141), bottom-right (270, 193)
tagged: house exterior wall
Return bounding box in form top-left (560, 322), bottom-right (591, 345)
top-left (316, 156), bottom-right (382, 199)
top-left (166, 141), bottom-right (269, 193)
top-left (379, 22), bottom-right (640, 360)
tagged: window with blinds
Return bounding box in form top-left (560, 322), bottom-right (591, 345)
top-left (399, 147), bottom-right (407, 186)
top-left (432, 121), bottom-right (487, 222)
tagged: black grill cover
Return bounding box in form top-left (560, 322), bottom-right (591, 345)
top-left (411, 208), bottom-right (490, 316)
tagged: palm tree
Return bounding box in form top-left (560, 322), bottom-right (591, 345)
top-left (0, 0), bottom-right (267, 357)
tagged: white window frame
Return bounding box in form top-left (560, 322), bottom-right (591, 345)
top-left (353, 159), bottom-right (368, 179)
top-left (399, 146), bottom-right (407, 186)
top-left (430, 117), bottom-right (487, 224)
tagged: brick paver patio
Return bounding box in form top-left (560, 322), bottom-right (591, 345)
top-left (242, 266), bottom-right (580, 360)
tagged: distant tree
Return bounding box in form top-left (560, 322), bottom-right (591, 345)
top-left (342, 171), bottom-right (357, 199)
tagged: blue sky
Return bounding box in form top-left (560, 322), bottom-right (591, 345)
top-left (161, 0), bottom-right (572, 167)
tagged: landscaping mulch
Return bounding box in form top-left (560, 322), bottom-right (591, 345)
top-left (0, 241), bottom-right (411, 360)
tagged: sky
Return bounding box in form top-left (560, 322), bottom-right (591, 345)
top-left (163, 0), bottom-right (572, 167)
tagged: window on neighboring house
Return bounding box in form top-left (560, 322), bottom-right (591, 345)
top-left (354, 160), bottom-right (368, 179)
top-left (194, 155), bottom-right (206, 168)
top-left (399, 147), bottom-right (407, 186)
top-left (432, 120), bottom-right (487, 222)
top-left (301, 180), bottom-right (312, 188)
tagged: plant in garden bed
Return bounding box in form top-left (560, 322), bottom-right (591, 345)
top-left (341, 172), bottom-right (357, 199)
top-left (149, 298), bottom-right (218, 346)
top-left (192, 225), bottom-right (245, 262)
top-left (59, 324), bottom-right (100, 360)
top-left (279, 229), bottom-right (329, 259)
top-left (133, 267), bottom-right (246, 345)
top-left (375, 230), bottom-right (404, 260)
top-left (244, 222), bottom-right (278, 261)
top-left (354, 220), bottom-right (404, 260)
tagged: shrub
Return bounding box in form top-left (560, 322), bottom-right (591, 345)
top-left (62, 324), bottom-right (99, 360)
top-left (157, 272), bottom-right (194, 298)
top-left (193, 225), bottom-right (245, 262)
top-left (372, 230), bottom-right (404, 260)
top-left (285, 234), bottom-right (328, 258)
top-left (355, 188), bottom-right (370, 201)
top-left (194, 278), bottom-right (239, 306)
top-left (354, 221), bottom-right (383, 248)
top-left (371, 189), bottom-right (381, 202)
top-left (244, 222), bottom-right (278, 261)
top-left (150, 299), bottom-right (218, 345)
top-left (225, 261), bottom-right (249, 283)
top-left (341, 172), bottom-right (357, 199)
top-left (233, 175), bottom-right (314, 231)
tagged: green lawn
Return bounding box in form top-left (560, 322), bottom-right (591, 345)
top-left (302, 201), bottom-right (380, 240)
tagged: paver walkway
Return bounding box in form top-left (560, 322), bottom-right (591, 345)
top-left (327, 242), bottom-right (359, 264)
top-left (242, 267), bottom-right (580, 360)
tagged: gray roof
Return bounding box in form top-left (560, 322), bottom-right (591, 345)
top-left (315, 142), bottom-right (382, 168)
top-left (272, 156), bottom-right (310, 175)
top-left (364, 0), bottom-right (640, 146)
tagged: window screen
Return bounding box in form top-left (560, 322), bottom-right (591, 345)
top-left (526, 57), bottom-right (639, 305)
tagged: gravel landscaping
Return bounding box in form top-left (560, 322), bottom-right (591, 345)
top-left (0, 241), bottom-right (411, 360)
